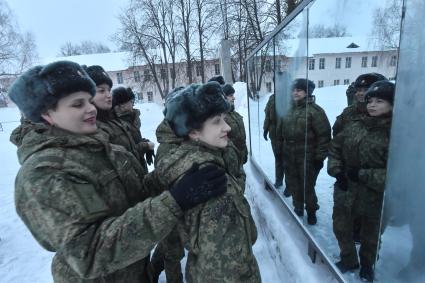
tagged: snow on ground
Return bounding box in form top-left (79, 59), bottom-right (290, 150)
top-left (0, 83), bottom-right (406, 282)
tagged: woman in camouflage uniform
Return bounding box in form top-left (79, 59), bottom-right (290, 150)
top-left (281, 79), bottom-right (331, 225)
top-left (154, 82), bottom-right (261, 283)
top-left (328, 80), bottom-right (395, 282)
top-left (9, 61), bottom-right (227, 283)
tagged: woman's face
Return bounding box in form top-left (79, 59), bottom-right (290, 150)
top-left (93, 83), bottom-right (112, 110)
top-left (367, 97), bottom-right (393, 116)
top-left (115, 100), bottom-right (134, 114)
top-left (41, 92), bottom-right (97, 134)
top-left (355, 87), bottom-right (368, 102)
top-left (189, 113), bottom-right (231, 148)
top-left (292, 88), bottom-right (307, 101)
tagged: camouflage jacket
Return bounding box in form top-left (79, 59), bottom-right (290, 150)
top-left (263, 94), bottom-right (282, 140)
top-left (225, 110), bottom-right (248, 164)
top-left (332, 102), bottom-right (368, 137)
top-left (10, 117), bottom-right (47, 147)
top-left (280, 97), bottom-right (331, 162)
top-left (328, 115), bottom-right (392, 217)
top-left (14, 126), bottom-right (182, 282)
top-left (97, 109), bottom-right (148, 173)
top-left (154, 141), bottom-right (261, 283)
top-left (154, 119), bottom-right (184, 167)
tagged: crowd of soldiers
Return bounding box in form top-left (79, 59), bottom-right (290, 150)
top-left (263, 73), bottom-right (395, 282)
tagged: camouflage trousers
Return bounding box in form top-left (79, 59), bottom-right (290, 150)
top-left (332, 187), bottom-right (381, 267)
top-left (149, 228), bottom-right (184, 283)
top-left (284, 158), bottom-right (319, 213)
top-left (271, 139), bottom-right (285, 185)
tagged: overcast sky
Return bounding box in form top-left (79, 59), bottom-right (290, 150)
top-left (6, 0), bottom-right (127, 60)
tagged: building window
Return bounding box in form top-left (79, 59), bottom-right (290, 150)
top-left (116, 72), bottom-right (123, 84)
top-left (371, 56), bottom-right (378, 67)
top-left (345, 57), bottom-right (352, 68)
top-left (334, 79), bottom-right (340, 86)
top-left (134, 71), bottom-right (140, 82)
top-left (265, 60), bottom-right (272, 72)
top-left (170, 68), bottom-right (176, 79)
top-left (335, 57), bottom-right (341, 69)
top-left (319, 58), bottom-right (325, 69)
top-left (308, 58), bottom-right (315, 70)
top-left (138, 92), bottom-right (143, 101)
top-left (160, 68), bottom-right (167, 79)
top-left (318, 80), bottom-right (324, 88)
top-left (214, 64), bottom-right (220, 75)
top-left (361, 56), bottom-right (368, 68)
top-left (344, 79), bottom-right (350, 85)
top-left (196, 65), bottom-right (202, 77)
top-left (266, 82), bottom-right (272, 92)
top-left (144, 69), bottom-right (151, 81)
top-left (390, 55), bottom-right (397, 66)
top-left (147, 91), bottom-right (153, 102)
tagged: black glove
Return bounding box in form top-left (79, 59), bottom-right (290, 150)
top-left (263, 130), bottom-right (268, 141)
top-left (146, 150), bottom-right (155, 165)
top-left (169, 164), bottom-right (227, 211)
top-left (347, 168), bottom-right (360, 182)
top-left (314, 160), bottom-right (324, 170)
top-left (335, 172), bottom-right (348, 191)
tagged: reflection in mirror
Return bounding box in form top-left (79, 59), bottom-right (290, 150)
top-left (380, 0), bottom-right (425, 282)
top-left (306, 0), bottom-right (403, 282)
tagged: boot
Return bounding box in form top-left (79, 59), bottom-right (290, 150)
top-left (359, 265), bottom-right (374, 282)
top-left (274, 180), bottom-right (283, 188)
top-left (293, 208), bottom-right (304, 217)
top-left (335, 260), bottom-right (359, 273)
top-left (283, 188), bottom-right (291, 197)
top-left (307, 211), bottom-right (317, 225)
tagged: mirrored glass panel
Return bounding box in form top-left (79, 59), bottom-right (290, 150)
top-left (380, 0), bottom-right (425, 282)
top-left (247, 54), bottom-right (260, 165)
top-left (306, 0), bottom-right (402, 282)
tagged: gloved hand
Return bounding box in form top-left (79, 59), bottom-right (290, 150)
top-left (169, 164), bottom-right (227, 211)
top-left (347, 168), bottom-right (360, 182)
top-left (335, 172), bottom-right (348, 191)
top-left (145, 150), bottom-right (155, 165)
top-left (314, 160), bottom-right (324, 170)
top-left (263, 130), bottom-right (268, 141)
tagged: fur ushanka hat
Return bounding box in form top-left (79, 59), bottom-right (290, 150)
top-left (354, 73), bottom-right (386, 89)
top-left (222, 84), bottom-right (235, 96)
top-left (365, 80), bottom-right (395, 105)
top-left (164, 81), bottom-right (230, 137)
top-left (112, 87), bottom-right (135, 107)
top-left (8, 61), bottom-right (96, 123)
top-left (292, 78), bottom-right (315, 96)
top-left (85, 65), bottom-right (113, 88)
top-left (208, 75), bottom-right (225, 85)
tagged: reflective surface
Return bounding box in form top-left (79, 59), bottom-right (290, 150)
top-left (247, 0), bottom-right (406, 281)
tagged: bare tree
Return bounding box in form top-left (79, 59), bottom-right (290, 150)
top-left (371, 0), bottom-right (402, 50)
top-left (58, 40), bottom-right (110, 56)
top-left (177, 0), bottom-right (194, 83)
top-left (0, 0), bottom-right (37, 76)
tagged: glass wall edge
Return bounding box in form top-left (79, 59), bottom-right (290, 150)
top-left (245, 0), bottom-right (315, 61)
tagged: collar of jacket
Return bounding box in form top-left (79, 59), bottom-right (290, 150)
top-left (96, 108), bottom-right (114, 122)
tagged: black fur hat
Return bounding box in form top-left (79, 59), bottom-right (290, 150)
top-left (112, 87), bottom-right (135, 107)
top-left (222, 84), bottom-right (235, 96)
top-left (354, 73), bottom-right (386, 89)
top-left (365, 80), bottom-right (395, 105)
top-left (165, 81), bottom-right (230, 137)
top-left (292, 78), bottom-right (315, 96)
top-left (85, 65), bottom-right (113, 88)
top-left (208, 75), bottom-right (225, 85)
top-left (8, 61), bottom-right (96, 123)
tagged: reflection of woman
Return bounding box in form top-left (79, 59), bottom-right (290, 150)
top-left (154, 82), bottom-right (261, 282)
top-left (281, 79), bottom-right (331, 225)
top-left (328, 81), bottom-right (395, 282)
top-left (9, 61), bottom-right (227, 282)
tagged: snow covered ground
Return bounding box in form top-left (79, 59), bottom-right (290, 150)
top-left (0, 83), bottom-right (408, 282)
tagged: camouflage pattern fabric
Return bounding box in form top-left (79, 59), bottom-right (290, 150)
top-left (225, 110), bottom-right (248, 164)
top-left (332, 101), bottom-right (368, 137)
top-left (154, 140), bottom-right (261, 283)
top-left (263, 94), bottom-right (285, 185)
top-left (13, 126), bottom-right (183, 282)
top-left (10, 117), bottom-right (47, 146)
top-left (154, 119), bottom-right (184, 168)
top-left (328, 115), bottom-right (392, 268)
top-left (280, 97), bottom-right (331, 212)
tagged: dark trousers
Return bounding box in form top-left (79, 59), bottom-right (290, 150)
top-left (271, 138), bottom-right (285, 185)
